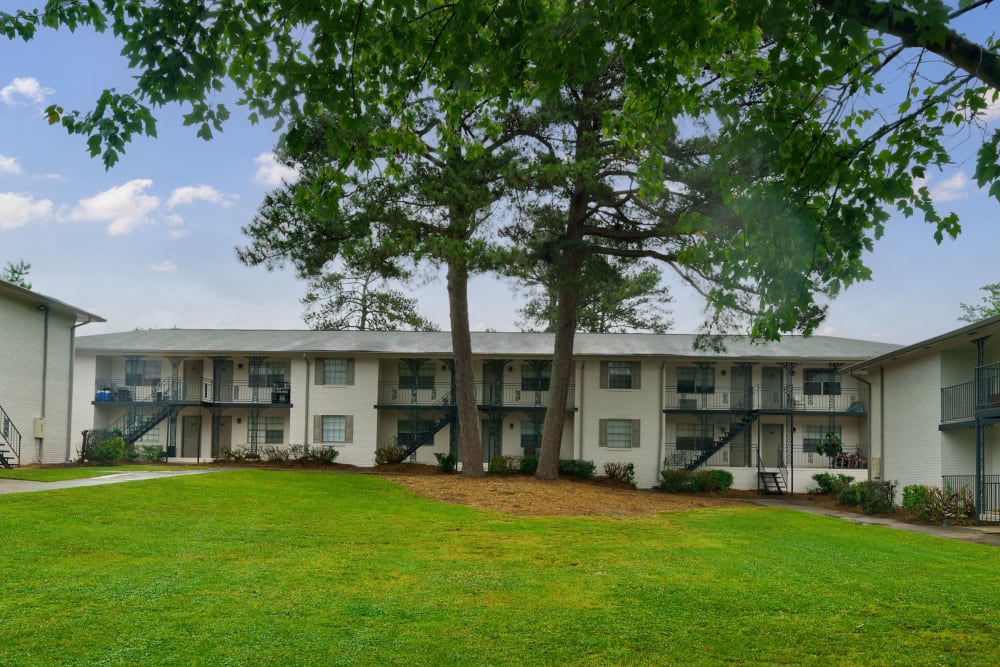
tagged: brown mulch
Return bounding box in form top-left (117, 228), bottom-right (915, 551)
top-left (375, 469), bottom-right (755, 517)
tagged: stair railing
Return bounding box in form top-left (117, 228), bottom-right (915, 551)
top-left (0, 404), bottom-right (22, 468)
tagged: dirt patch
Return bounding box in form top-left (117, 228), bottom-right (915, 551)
top-left (379, 472), bottom-right (753, 517)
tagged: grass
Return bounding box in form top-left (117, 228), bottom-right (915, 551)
top-left (1, 469), bottom-right (998, 666)
top-left (0, 465), bottom-right (200, 482)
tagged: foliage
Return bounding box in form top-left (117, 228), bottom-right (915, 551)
top-left (374, 446), bottom-right (408, 466)
top-left (86, 436), bottom-right (125, 464)
top-left (260, 445), bottom-right (290, 463)
top-left (557, 459), bottom-right (596, 480)
top-left (603, 461), bottom-right (636, 487)
top-left (302, 265), bottom-right (439, 331)
top-left (0, 259), bottom-right (31, 289)
top-left (489, 455), bottom-right (522, 475)
top-left (660, 469), bottom-right (700, 493)
top-left (903, 484), bottom-right (976, 524)
top-left (959, 282), bottom-right (1000, 323)
top-left (811, 473), bottom-right (855, 495)
top-left (518, 456), bottom-right (539, 475)
top-left (697, 469), bottom-right (735, 493)
top-left (434, 452), bottom-right (457, 474)
top-left (815, 433), bottom-right (844, 459)
top-left (837, 480), bottom-right (897, 514)
top-left (660, 468), bottom-right (734, 493)
top-left (138, 445), bottom-right (164, 463)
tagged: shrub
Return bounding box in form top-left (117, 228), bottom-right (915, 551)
top-left (139, 445), bottom-right (164, 462)
top-left (435, 452), bottom-right (457, 473)
top-left (89, 436), bottom-right (125, 463)
top-left (519, 456), bottom-right (538, 475)
top-left (837, 480), bottom-right (897, 514)
top-left (908, 484), bottom-right (976, 523)
top-left (295, 444), bottom-right (339, 465)
top-left (695, 469), bottom-right (734, 492)
top-left (490, 455), bottom-right (522, 474)
top-left (836, 483), bottom-right (860, 506)
top-left (902, 484), bottom-right (931, 511)
top-left (815, 432), bottom-right (844, 459)
top-left (260, 445), bottom-right (289, 463)
top-left (604, 461), bottom-right (636, 486)
top-left (558, 459), bottom-right (596, 479)
top-left (811, 472), bottom-right (855, 495)
top-left (375, 446), bottom-right (408, 465)
top-left (660, 469), bottom-right (699, 492)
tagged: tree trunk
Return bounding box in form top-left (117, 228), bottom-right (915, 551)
top-left (447, 256), bottom-right (484, 477)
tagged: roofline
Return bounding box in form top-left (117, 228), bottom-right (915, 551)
top-left (0, 280), bottom-right (106, 324)
top-left (844, 314), bottom-right (1000, 372)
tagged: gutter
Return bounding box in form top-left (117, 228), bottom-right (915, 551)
top-left (657, 358), bottom-right (666, 479)
top-left (848, 367), bottom-right (874, 481)
top-left (303, 354), bottom-right (311, 446)
top-left (66, 317), bottom-right (100, 461)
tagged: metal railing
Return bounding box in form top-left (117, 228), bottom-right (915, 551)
top-left (94, 378), bottom-right (291, 405)
top-left (660, 443), bottom-right (869, 470)
top-left (376, 382), bottom-right (575, 409)
top-left (942, 474), bottom-right (1000, 524)
top-left (0, 403), bottom-right (22, 468)
top-left (663, 386), bottom-right (867, 413)
top-left (940, 381), bottom-right (974, 422)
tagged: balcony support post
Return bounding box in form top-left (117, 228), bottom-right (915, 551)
top-left (974, 336), bottom-right (989, 525)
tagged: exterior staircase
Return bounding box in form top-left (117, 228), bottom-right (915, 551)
top-left (758, 470), bottom-right (787, 494)
top-left (83, 402), bottom-right (180, 456)
top-left (685, 410), bottom-right (759, 471)
top-left (0, 403), bottom-right (21, 469)
top-left (399, 410), bottom-right (457, 459)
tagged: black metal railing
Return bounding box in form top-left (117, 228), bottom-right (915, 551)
top-left (376, 382), bottom-right (575, 409)
top-left (0, 403), bottom-right (21, 468)
top-left (661, 441), bottom-right (869, 470)
top-left (663, 386), bottom-right (867, 413)
top-left (95, 378), bottom-right (291, 405)
top-left (940, 381), bottom-right (975, 422)
top-left (942, 474), bottom-right (1000, 524)
top-left (215, 381), bottom-right (291, 405)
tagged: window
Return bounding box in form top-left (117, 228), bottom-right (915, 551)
top-left (318, 358), bottom-right (354, 385)
top-left (803, 425), bottom-right (841, 453)
top-left (399, 362), bottom-right (436, 390)
top-left (314, 415), bottom-right (353, 444)
top-left (804, 368), bottom-right (841, 396)
top-left (255, 417), bottom-right (284, 444)
top-left (677, 367), bottom-right (715, 394)
top-left (137, 426), bottom-right (160, 444)
top-left (398, 419), bottom-right (435, 447)
top-left (521, 420), bottom-right (541, 448)
top-left (521, 363), bottom-right (550, 391)
top-left (676, 422), bottom-right (715, 450)
top-left (250, 361), bottom-right (286, 388)
top-left (125, 359), bottom-right (162, 386)
top-left (601, 361), bottom-right (641, 389)
top-left (599, 419), bottom-right (640, 448)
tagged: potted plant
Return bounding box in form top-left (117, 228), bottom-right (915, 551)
top-left (816, 432), bottom-right (844, 464)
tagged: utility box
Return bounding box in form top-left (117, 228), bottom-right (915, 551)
top-left (33, 417), bottom-right (44, 438)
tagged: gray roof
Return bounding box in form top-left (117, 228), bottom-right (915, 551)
top-left (0, 280), bottom-right (105, 324)
top-left (845, 314), bottom-right (1000, 371)
top-left (76, 329), bottom-right (901, 361)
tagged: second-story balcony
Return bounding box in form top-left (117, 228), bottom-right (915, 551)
top-left (664, 385), bottom-right (868, 414)
top-left (375, 382), bottom-right (576, 410)
top-left (941, 362), bottom-right (1000, 424)
top-left (94, 378), bottom-right (292, 407)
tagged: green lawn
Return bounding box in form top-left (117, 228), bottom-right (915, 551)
top-left (0, 465), bottom-right (200, 482)
top-left (1, 470), bottom-right (997, 666)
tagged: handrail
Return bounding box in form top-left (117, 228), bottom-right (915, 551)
top-left (0, 402), bottom-right (22, 468)
top-left (94, 378), bottom-right (291, 405)
top-left (663, 385), bottom-right (867, 413)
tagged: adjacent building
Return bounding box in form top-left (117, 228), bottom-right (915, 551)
top-left (72, 329), bottom-right (898, 491)
top-left (0, 280), bottom-right (104, 467)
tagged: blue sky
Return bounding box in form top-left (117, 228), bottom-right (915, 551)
top-left (2, 14), bottom-right (999, 345)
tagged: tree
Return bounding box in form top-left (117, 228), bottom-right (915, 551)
top-left (0, 260), bottom-right (31, 289)
top-left (302, 267), bottom-right (439, 332)
top-left (959, 283), bottom-right (1000, 323)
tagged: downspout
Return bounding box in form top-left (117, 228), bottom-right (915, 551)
top-left (848, 368), bottom-right (873, 481)
top-left (303, 354), bottom-right (311, 446)
top-left (36, 304), bottom-right (49, 464)
top-left (575, 360), bottom-right (584, 460)
top-left (66, 318), bottom-right (98, 461)
top-left (657, 358), bottom-right (666, 483)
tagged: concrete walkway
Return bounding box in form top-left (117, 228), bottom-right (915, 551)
top-left (748, 496), bottom-right (1000, 548)
top-left (0, 468), bottom-right (226, 495)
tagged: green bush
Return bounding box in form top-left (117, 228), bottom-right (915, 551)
top-left (904, 484), bottom-right (976, 523)
top-left (519, 456), bottom-right (538, 475)
top-left (902, 484), bottom-right (930, 511)
top-left (660, 469), bottom-right (699, 492)
top-left (836, 483), bottom-right (860, 506)
top-left (811, 472), bottom-right (855, 495)
top-left (695, 469), bottom-right (734, 492)
top-left (836, 480), bottom-right (896, 514)
top-left (296, 444), bottom-right (339, 464)
top-left (490, 455), bottom-right (523, 474)
top-left (139, 445), bottom-right (164, 462)
top-left (558, 459), bottom-right (596, 480)
top-left (434, 452), bottom-right (457, 473)
top-left (261, 445), bottom-right (289, 463)
top-left (375, 446), bottom-right (408, 465)
top-left (89, 436), bottom-right (125, 463)
top-left (603, 461), bottom-right (635, 486)
top-left (660, 469), bottom-right (733, 493)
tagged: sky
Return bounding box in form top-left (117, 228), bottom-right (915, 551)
top-left (2, 11), bottom-right (1000, 346)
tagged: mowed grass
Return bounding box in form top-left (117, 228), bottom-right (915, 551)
top-left (0, 465), bottom-right (200, 482)
top-left (1, 470), bottom-right (998, 666)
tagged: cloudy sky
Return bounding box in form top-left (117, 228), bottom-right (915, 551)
top-left (2, 12), bottom-right (1000, 345)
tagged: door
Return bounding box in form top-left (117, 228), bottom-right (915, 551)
top-left (483, 363), bottom-right (503, 406)
top-left (761, 424), bottom-right (783, 468)
top-left (219, 360), bottom-right (234, 401)
top-left (761, 367), bottom-right (783, 410)
top-left (182, 415), bottom-right (202, 458)
top-left (183, 360), bottom-right (203, 399)
top-left (481, 419), bottom-right (503, 466)
top-left (730, 365), bottom-right (751, 410)
top-left (212, 416), bottom-right (232, 458)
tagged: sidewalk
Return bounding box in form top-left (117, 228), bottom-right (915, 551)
top-left (0, 468), bottom-right (225, 495)
top-left (747, 496), bottom-right (1000, 548)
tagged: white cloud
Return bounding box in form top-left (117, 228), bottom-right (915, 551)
top-left (69, 179), bottom-right (160, 236)
top-left (164, 213), bottom-right (184, 226)
top-left (253, 152), bottom-right (298, 186)
top-left (0, 192), bottom-right (53, 229)
top-left (148, 261), bottom-right (177, 272)
top-left (166, 229), bottom-right (190, 240)
top-left (929, 172), bottom-right (970, 203)
top-left (0, 155), bottom-right (22, 174)
top-left (166, 184), bottom-right (236, 208)
top-left (0, 77), bottom-right (53, 106)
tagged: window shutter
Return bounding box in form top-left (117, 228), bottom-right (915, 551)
top-left (345, 416), bottom-right (354, 443)
top-left (346, 360), bottom-right (355, 385)
top-left (631, 420), bottom-right (641, 448)
top-left (600, 362), bottom-right (609, 389)
top-left (599, 419), bottom-right (608, 447)
top-left (632, 362), bottom-right (641, 389)
top-left (315, 359), bottom-right (324, 385)
top-left (313, 415), bottom-right (323, 442)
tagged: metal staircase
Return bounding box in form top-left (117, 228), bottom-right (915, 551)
top-left (757, 454), bottom-right (787, 495)
top-left (399, 410), bottom-right (457, 459)
top-left (685, 410), bottom-right (759, 471)
top-left (0, 403), bottom-right (22, 469)
top-left (83, 402), bottom-right (180, 454)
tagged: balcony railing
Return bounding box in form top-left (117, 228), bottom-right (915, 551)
top-left (376, 382), bottom-right (575, 409)
top-left (663, 386), bottom-right (867, 413)
top-left (94, 379), bottom-right (291, 406)
top-left (941, 381), bottom-right (974, 422)
top-left (662, 443), bottom-right (869, 470)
